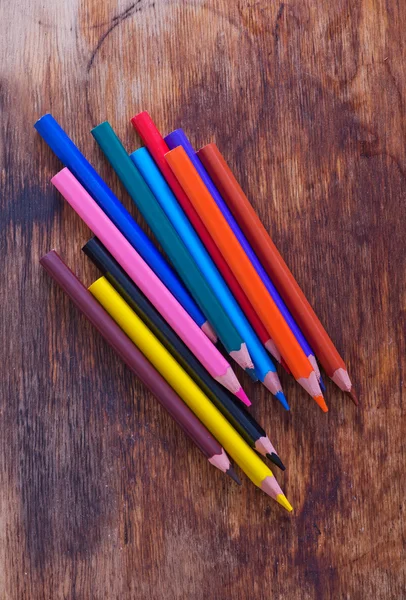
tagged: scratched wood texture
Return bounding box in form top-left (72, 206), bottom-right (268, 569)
top-left (1, 0), bottom-right (405, 598)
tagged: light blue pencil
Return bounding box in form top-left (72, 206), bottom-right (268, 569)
top-left (131, 147), bottom-right (289, 409)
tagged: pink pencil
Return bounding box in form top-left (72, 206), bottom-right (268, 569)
top-left (51, 168), bottom-right (250, 405)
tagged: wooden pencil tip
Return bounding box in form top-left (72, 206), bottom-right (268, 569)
top-left (347, 389), bottom-right (359, 406)
top-left (226, 467), bottom-right (242, 485)
top-left (276, 494), bottom-right (293, 513)
top-left (314, 395), bottom-right (329, 413)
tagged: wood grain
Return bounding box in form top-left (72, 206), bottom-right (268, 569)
top-left (1, 0), bottom-right (405, 597)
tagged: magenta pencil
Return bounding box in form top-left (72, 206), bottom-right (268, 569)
top-left (51, 167), bottom-right (250, 405)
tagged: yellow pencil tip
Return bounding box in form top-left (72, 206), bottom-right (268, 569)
top-left (314, 395), bottom-right (328, 412)
top-left (277, 494), bottom-right (293, 512)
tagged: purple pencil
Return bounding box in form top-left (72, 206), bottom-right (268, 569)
top-left (165, 128), bottom-right (322, 384)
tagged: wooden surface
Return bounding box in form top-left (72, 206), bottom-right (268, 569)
top-left (1, 0), bottom-right (405, 598)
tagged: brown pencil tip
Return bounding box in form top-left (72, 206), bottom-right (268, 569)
top-left (226, 466), bottom-right (242, 485)
top-left (347, 388), bottom-right (359, 406)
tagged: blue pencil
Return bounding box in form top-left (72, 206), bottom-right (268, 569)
top-left (33, 114), bottom-right (216, 343)
top-left (131, 147), bottom-right (289, 410)
top-left (165, 128), bottom-right (323, 384)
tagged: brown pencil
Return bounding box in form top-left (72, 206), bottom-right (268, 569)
top-left (198, 143), bottom-right (357, 403)
top-left (40, 250), bottom-right (241, 482)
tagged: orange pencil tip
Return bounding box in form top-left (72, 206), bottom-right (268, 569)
top-left (314, 395), bottom-right (329, 413)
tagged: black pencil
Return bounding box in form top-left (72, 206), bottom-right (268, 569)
top-left (83, 237), bottom-right (285, 470)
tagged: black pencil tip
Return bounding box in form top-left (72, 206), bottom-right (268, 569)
top-left (226, 466), bottom-right (242, 485)
top-left (266, 453), bottom-right (286, 471)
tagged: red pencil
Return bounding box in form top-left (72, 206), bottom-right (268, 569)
top-left (130, 111), bottom-right (284, 367)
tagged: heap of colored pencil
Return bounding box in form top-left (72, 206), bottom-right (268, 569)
top-left (34, 109), bottom-right (357, 513)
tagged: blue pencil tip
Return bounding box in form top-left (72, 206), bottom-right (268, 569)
top-left (276, 391), bottom-right (290, 411)
top-left (319, 376), bottom-right (326, 393)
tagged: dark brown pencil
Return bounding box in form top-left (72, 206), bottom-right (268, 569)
top-left (40, 250), bottom-right (241, 483)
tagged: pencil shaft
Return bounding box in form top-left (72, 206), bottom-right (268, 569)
top-left (51, 167), bottom-right (247, 400)
top-left (91, 122), bottom-right (253, 368)
top-left (39, 250), bottom-right (232, 473)
top-left (33, 114), bottom-right (209, 333)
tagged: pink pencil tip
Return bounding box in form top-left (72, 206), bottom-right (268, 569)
top-left (235, 387), bottom-right (252, 407)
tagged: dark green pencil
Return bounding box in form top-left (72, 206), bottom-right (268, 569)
top-left (82, 237), bottom-right (285, 470)
top-left (91, 121), bottom-right (254, 376)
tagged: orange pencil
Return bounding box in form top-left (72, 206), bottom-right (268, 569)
top-left (166, 146), bottom-right (327, 412)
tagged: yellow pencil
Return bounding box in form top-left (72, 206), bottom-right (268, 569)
top-left (89, 277), bottom-right (293, 512)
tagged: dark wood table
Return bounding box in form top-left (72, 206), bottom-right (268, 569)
top-left (1, 1), bottom-right (405, 597)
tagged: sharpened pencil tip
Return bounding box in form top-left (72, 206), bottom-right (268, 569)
top-left (266, 453), bottom-right (286, 471)
top-left (314, 395), bottom-right (329, 412)
top-left (347, 388), bottom-right (359, 406)
top-left (319, 376), bottom-right (326, 393)
top-left (276, 494), bottom-right (293, 512)
top-left (245, 367), bottom-right (259, 382)
top-left (226, 466), bottom-right (242, 485)
top-left (235, 387), bottom-right (252, 407)
top-left (275, 391), bottom-right (290, 411)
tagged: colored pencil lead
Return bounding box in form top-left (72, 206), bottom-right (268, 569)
top-left (234, 387), bottom-right (252, 407)
top-left (226, 467), bottom-right (242, 485)
top-left (275, 391), bottom-right (290, 411)
top-left (314, 395), bottom-right (329, 413)
top-left (347, 389), bottom-right (359, 406)
top-left (261, 477), bottom-right (293, 512)
top-left (254, 436), bottom-right (284, 468)
top-left (266, 453), bottom-right (286, 472)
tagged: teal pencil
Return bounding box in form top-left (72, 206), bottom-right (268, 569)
top-left (131, 147), bottom-right (287, 407)
top-left (91, 122), bottom-right (255, 376)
